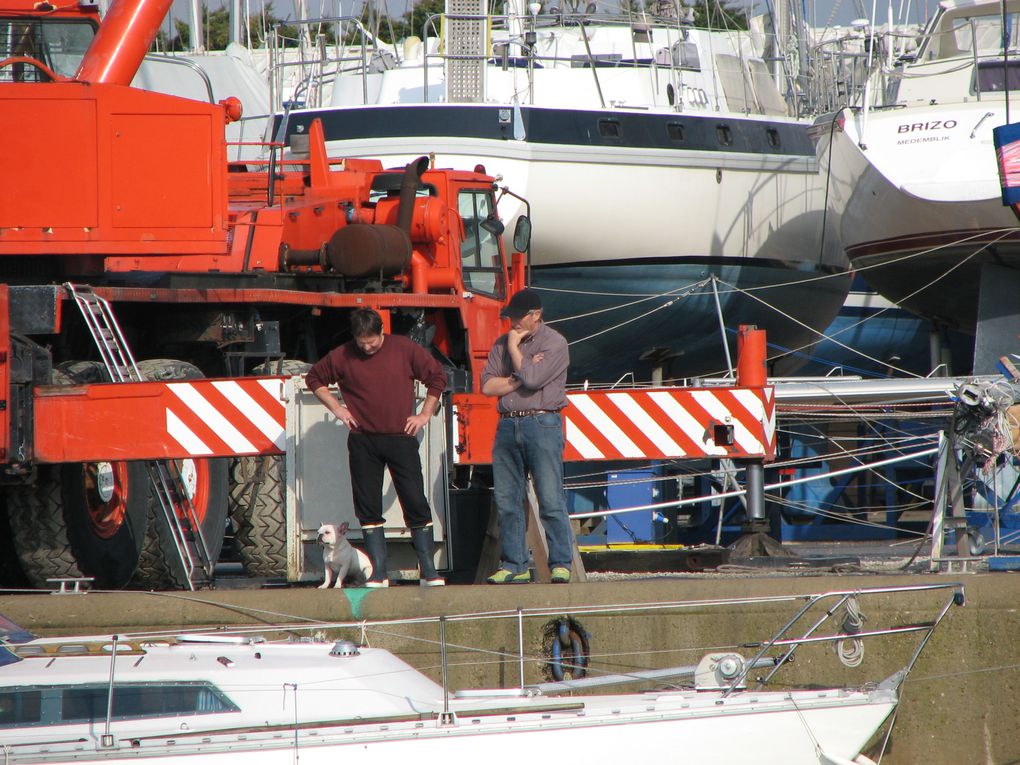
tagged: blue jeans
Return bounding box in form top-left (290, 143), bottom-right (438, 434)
top-left (492, 412), bottom-right (573, 573)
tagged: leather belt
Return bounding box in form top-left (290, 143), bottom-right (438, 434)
top-left (500, 409), bottom-right (559, 419)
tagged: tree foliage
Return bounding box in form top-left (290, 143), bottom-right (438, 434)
top-left (379, 0), bottom-right (445, 43)
top-left (155, 3), bottom-right (301, 51)
top-left (153, 0), bottom-right (747, 51)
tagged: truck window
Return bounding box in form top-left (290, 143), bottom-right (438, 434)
top-left (458, 190), bottom-right (506, 298)
top-left (0, 19), bottom-right (96, 81)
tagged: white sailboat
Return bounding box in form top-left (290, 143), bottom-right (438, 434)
top-left (812, 0), bottom-right (1020, 340)
top-left (0, 583), bottom-right (962, 765)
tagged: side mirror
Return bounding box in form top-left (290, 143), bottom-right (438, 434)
top-left (513, 215), bottom-right (532, 252)
top-left (480, 214), bottom-right (505, 236)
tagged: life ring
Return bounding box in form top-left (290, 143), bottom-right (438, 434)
top-left (542, 616), bottom-right (590, 682)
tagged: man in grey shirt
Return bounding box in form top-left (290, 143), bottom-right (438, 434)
top-left (480, 288), bottom-right (573, 584)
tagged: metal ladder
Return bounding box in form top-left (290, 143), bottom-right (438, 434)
top-left (64, 283), bottom-right (214, 589)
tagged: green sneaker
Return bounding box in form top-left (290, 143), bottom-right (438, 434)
top-left (550, 566), bottom-right (571, 584)
top-left (487, 568), bottom-right (532, 584)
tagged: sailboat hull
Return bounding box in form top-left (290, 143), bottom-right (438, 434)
top-left (534, 259), bottom-right (849, 381)
top-left (816, 97), bottom-right (1020, 334)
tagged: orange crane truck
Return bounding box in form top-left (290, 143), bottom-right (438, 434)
top-left (0, 0), bottom-right (527, 589)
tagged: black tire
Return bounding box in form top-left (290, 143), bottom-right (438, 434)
top-left (228, 360), bottom-right (310, 579)
top-left (6, 364), bottom-right (149, 589)
top-left (130, 360), bottom-right (229, 590)
top-left (0, 494), bottom-right (33, 588)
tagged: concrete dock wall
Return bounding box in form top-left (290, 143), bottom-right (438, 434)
top-left (1, 573), bottom-right (1017, 764)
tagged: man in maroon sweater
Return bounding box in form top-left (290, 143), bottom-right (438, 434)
top-left (305, 308), bottom-right (447, 587)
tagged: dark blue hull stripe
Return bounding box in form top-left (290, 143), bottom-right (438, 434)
top-left (279, 104), bottom-right (815, 158)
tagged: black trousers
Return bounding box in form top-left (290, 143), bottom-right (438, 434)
top-left (347, 431), bottom-right (433, 528)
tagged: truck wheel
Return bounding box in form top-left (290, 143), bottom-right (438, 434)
top-left (130, 360), bottom-right (229, 590)
top-left (228, 360), bottom-right (310, 579)
top-left (6, 364), bottom-right (149, 589)
top-left (0, 496), bottom-right (31, 587)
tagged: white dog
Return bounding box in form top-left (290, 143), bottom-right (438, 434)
top-left (317, 522), bottom-right (373, 589)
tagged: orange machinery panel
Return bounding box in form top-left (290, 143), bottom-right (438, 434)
top-left (0, 82), bottom-right (227, 255)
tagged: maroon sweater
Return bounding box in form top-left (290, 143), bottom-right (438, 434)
top-left (305, 335), bottom-right (446, 435)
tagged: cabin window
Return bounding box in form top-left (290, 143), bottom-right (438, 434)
top-left (459, 190), bottom-right (506, 298)
top-left (975, 60), bottom-right (1020, 92)
top-left (716, 124), bottom-right (733, 145)
top-left (598, 119), bottom-right (622, 139)
top-left (766, 128), bottom-right (780, 148)
top-left (0, 688), bottom-right (40, 725)
top-left (663, 41), bottom-right (700, 71)
top-left (924, 12), bottom-right (1020, 60)
top-left (0, 19), bottom-right (96, 81)
top-left (0, 682), bottom-right (238, 727)
top-left (667, 122), bottom-right (686, 142)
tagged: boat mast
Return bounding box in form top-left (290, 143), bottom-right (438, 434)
top-left (189, 0), bottom-right (205, 51)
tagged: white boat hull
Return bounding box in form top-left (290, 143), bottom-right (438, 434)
top-left (816, 82), bottom-right (1020, 333)
top-left (8, 687), bottom-right (896, 765)
top-left (291, 114), bottom-right (833, 271)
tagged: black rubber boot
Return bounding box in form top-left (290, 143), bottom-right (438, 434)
top-left (361, 527), bottom-right (389, 587)
top-left (410, 526), bottom-right (445, 586)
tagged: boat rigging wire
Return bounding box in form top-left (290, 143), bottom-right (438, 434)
top-left (703, 227), bottom-right (1012, 377)
top-left (568, 445), bottom-right (940, 520)
top-left (552, 282), bottom-right (707, 347)
top-left (538, 278), bottom-right (711, 318)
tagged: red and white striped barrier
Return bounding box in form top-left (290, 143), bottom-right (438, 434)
top-left (164, 379), bottom-right (287, 456)
top-left (451, 386), bottom-right (776, 464)
top-left (34, 377), bottom-right (288, 462)
top-left (564, 387), bottom-right (775, 461)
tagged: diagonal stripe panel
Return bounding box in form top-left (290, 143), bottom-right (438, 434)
top-left (170, 382), bottom-right (272, 455)
top-left (564, 417), bottom-right (604, 460)
top-left (568, 394), bottom-right (644, 458)
top-left (565, 408), bottom-right (626, 459)
top-left (731, 388), bottom-right (775, 452)
top-left (166, 409), bottom-right (212, 456)
top-left (212, 380), bottom-right (286, 450)
top-left (761, 388), bottom-right (776, 446)
top-left (167, 382), bottom-right (256, 454)
top-left (690, 390), bottom-right (764, 455)
top-left (647, 390), bottom-right (727, 456)
top-left (607, 392), bottom-right (684, 457)
top-left (255, 378), bottom-right (288, 411)
top-left (569, 393), bottom-right (665, 459)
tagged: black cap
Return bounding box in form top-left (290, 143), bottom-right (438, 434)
top-left (500, 288), bottom-right (542, 320)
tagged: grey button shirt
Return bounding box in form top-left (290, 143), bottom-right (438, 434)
top-left (481, 322), bottom-right (570, 413)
